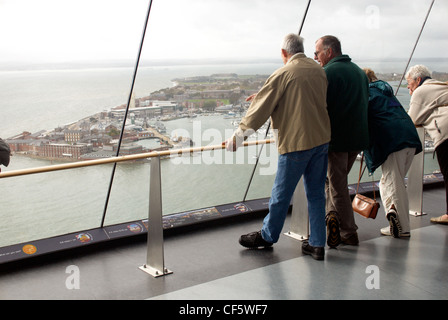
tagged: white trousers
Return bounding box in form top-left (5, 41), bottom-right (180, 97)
top-left (379, 148), bottom-right (416, 233)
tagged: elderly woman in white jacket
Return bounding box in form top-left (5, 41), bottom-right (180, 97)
top-left (407, 65), bottom-right (448, 224)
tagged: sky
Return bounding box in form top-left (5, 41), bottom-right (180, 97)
top-left (0, 0), bottom-right (446, 67)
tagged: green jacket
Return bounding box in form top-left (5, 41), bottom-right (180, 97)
top-left (324, 55), bottom-right (369, 152)
top-left (364, 80), bottom-right (422, 173)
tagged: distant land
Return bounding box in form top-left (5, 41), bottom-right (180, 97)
top-left (0, 57), bottom-right (447, 72)
top-left (377, 71), bottom-right (448, 82)
top-left (0, 58), bottom-right (279, 72)
top-left (6, 70), bottom-right (445, 162)
top-left (4, 73), bottom-right (264, 161)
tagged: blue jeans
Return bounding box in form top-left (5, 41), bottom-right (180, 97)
top-left (261, 143), bottom-right (329, 247)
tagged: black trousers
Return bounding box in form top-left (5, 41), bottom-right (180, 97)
top-left (436, 139), bottom-right (448, 214)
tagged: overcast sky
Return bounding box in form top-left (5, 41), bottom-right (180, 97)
top-left (0, 0), bottom-right (446, 66)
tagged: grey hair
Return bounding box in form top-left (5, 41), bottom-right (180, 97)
top-left (319, 35), bottom-right (342, 56)
top-left (282, 33), bottom-right (304, 55)
top-left (406, 65), bottom-right (432, 80)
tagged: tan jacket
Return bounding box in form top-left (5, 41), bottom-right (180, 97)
top-left (235, 53), bottom-right (331, 154)
top-left (408, 79), bottom-right (448, 148)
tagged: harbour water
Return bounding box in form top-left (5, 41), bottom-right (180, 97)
top-left (0, 61), bottom-right (444, 247)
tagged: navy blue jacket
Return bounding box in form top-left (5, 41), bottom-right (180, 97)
top-left (364, 80), bottom-right (422, 173)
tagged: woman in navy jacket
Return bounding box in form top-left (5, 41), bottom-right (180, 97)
top-left (363, 68), bottom-right (422, 238)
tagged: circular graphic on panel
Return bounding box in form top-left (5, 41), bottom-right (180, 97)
top-left (76, 233), bottom-right (93, 243)
top-left (22, 244), bottom-right (37, 255)
top-left (127, 223), bottom-right (143, 233)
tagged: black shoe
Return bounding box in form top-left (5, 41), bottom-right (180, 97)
top-left (302, 241), bottom-right (325, 260)
top-left (326, 212), bottom-right (341, 248)
top-left (341, 232), bottom-right (359, 246)
top-left (239, 231), bottom-right (273, 249)
top-left (387, 209), bottom-right (401, 238)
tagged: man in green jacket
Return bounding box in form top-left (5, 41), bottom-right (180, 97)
top-left (314, 35), bottom-right (369, 248)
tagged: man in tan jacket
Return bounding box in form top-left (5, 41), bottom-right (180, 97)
top-left (225, 33), bottom-right (331, 260)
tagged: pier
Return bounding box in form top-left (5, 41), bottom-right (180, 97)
top-left (145, 126), bottom-right (174, 147)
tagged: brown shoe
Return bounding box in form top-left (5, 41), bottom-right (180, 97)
top-left (430, 214), bottom-right (448, 225)
top-left (341, 233), bottom-right (359, 246)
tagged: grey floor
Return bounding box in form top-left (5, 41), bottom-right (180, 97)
top-left (151, 224), bottom-right (448, 300)
top-left (0, 186), bottom-right (447, 300)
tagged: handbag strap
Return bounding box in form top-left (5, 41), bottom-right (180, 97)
top-left (356, 154), bottom-right (364, 193)
top-left (356, 153), bottom-right (376, 200)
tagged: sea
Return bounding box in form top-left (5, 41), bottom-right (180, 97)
top-left (0, 59), bottom-right (445, 247)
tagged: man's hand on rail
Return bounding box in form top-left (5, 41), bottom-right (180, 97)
top-left (225, 136), bottom-right (237, 152)
top-left (225, 134), bottom-right (244, 152)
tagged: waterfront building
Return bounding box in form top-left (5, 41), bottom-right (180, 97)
top-left (64, 130), bottom-right (83, 143)
top-left (41, 143), bottom-right (92, 160)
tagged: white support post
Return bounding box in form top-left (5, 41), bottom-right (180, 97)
top-left (284, 178), bottom-right (309, 241)
top-left (139, 155), bottom-right (173, 277)
top-left (407, 126), bottom-right (426, 216)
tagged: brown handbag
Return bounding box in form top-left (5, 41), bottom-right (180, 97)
top-left (352, 153), bottom-right (380, 219)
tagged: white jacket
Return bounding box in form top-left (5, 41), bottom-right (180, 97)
top-left (408, 79), bottom-right (448, 148)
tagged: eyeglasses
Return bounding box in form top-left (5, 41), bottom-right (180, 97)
top-left (314, 47), bottom-right (328, 58)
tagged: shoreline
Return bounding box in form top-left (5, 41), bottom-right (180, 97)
top-left (4, 69), bottom-right (447, 163)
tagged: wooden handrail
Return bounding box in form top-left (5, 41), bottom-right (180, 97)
top-left (0, 139), bottom-right (272, 179)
